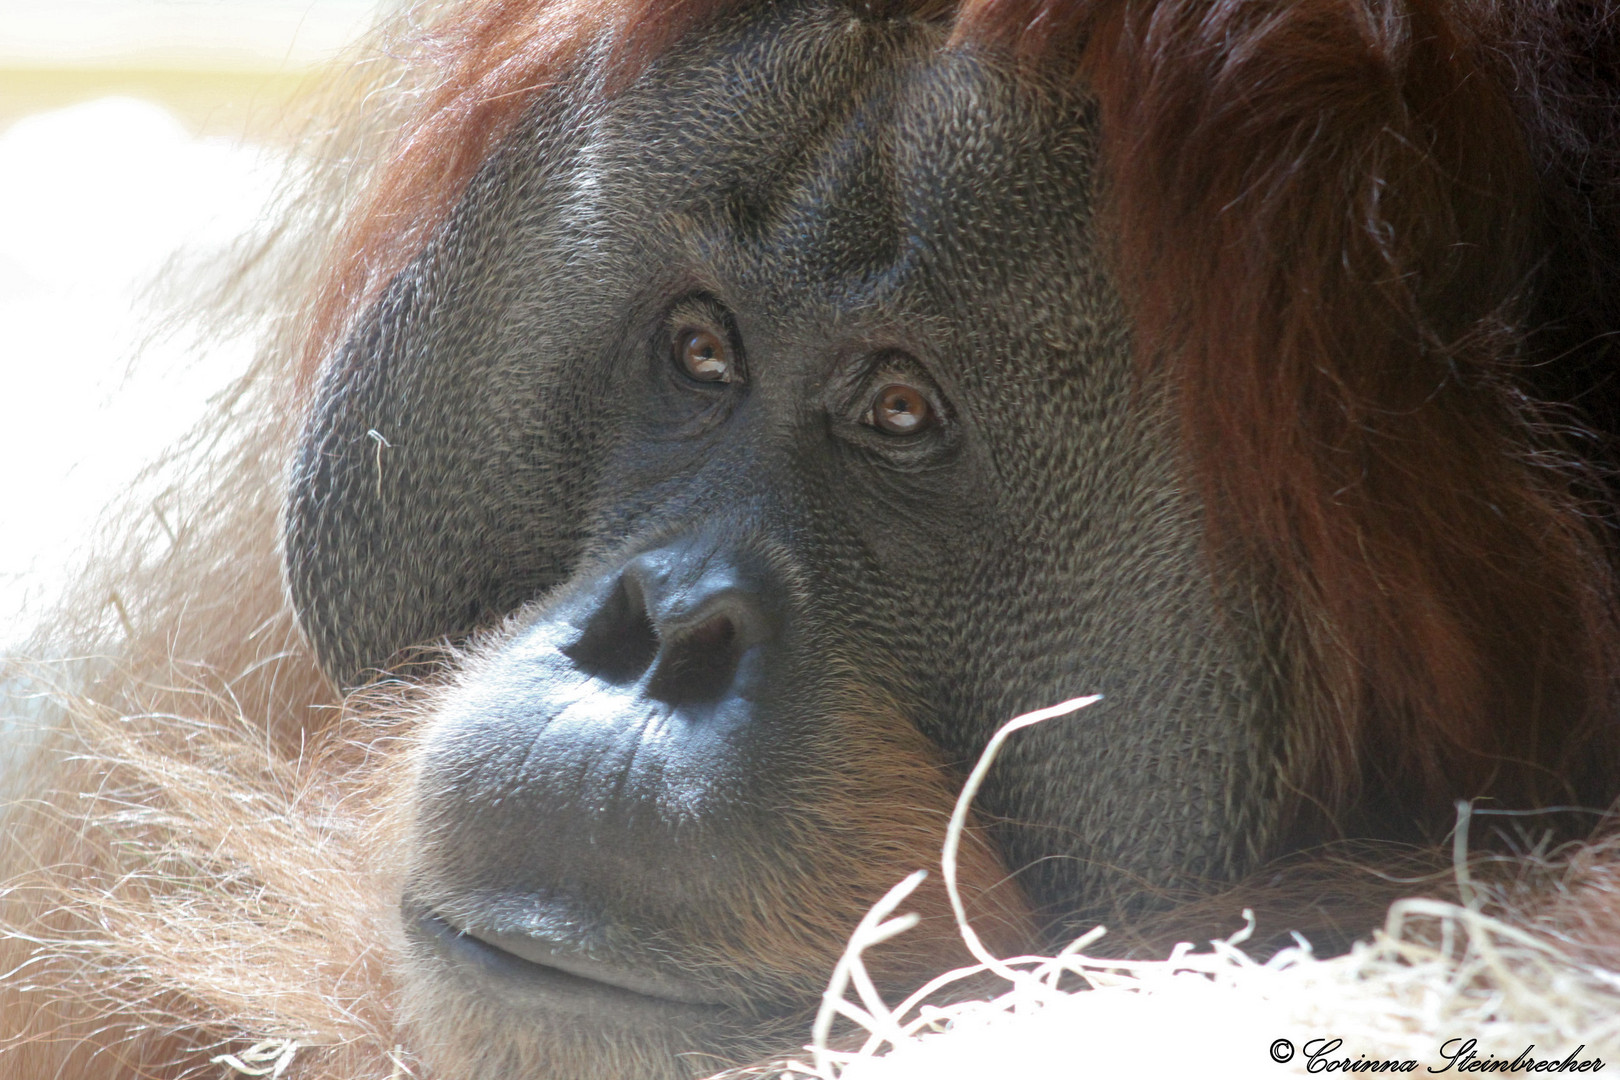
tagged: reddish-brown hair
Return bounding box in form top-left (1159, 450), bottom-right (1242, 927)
top-left (306, 0), bottom-right (1620, 845)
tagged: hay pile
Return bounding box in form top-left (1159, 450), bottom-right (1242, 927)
top-left (789, 892), bottom-right (1620, 1079)
top-left (781, 702), bottom-right (1620, 1080)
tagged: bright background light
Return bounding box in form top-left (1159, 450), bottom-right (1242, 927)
top-left (0, 2), bottom-right (383, 647)
top-left (0, 0), bottom-right (377, 67)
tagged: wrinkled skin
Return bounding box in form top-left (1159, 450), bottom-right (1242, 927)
top-left (287, 3), bottom-right (1279, 1076)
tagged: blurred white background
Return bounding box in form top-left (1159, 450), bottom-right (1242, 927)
top-left (0, 1), bottom-right (384, 646)
top-left (0, 0), bottom-right (376, 66)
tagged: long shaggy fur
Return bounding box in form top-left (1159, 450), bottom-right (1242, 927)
top-left (5, 1), bottom-right (1620, 1077)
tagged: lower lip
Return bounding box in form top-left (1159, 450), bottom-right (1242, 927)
top-left (409, 906), bottom-right (728, 1017)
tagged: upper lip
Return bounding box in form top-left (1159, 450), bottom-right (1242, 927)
top-left (410, 901), bottom-right (731, 1008)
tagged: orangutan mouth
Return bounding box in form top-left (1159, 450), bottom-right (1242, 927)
top-left (408, 900), bottom-right (733, 1015)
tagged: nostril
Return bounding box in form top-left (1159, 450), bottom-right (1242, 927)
top-left (561, 578), bottom-right (659, 685)
top-left (647, 612), bottom-right (742, 706)
top-left (683, 613), bottom-right (736, 656)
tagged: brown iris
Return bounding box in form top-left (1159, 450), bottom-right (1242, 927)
top-left (675, 328), bottom-right (734, 383)
top-left (870, 382), bottom-right (932, 435)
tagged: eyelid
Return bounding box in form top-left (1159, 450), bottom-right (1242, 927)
top-left (664, 294), bottom-right (732, 338)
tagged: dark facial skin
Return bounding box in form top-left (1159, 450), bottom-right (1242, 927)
top-left (285, 3), bottom-right (1281, 1076)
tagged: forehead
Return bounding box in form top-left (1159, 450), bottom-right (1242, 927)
top-left (531, 3), bottom-right (1110, 346)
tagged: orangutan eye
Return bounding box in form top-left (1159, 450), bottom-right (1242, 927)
top-left (865, 382), bottom-right (933, 435)
top-left (675, 328), bottom-right (734, 384)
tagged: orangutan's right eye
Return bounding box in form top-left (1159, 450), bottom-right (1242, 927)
top-left (675, 328), bottom-right (734, 384)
